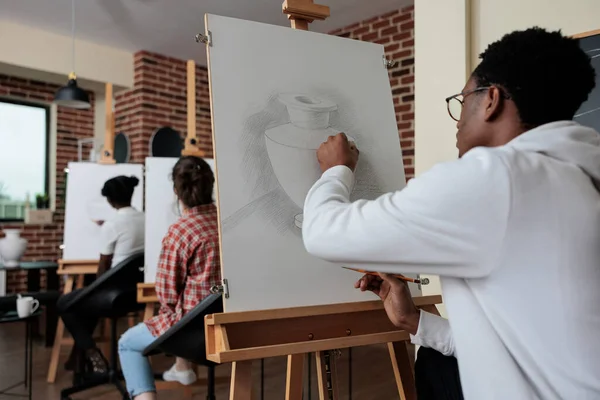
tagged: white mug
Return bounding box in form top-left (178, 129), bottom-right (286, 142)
top-left (17, 296), bottom-right (39, 318)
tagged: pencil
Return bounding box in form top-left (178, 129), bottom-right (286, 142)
top-left (342, 267), bottom-right (429, 285)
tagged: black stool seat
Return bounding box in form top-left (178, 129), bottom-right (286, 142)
top-left (143, 293), bottom-right (223, 400)
top-left (59, 252), bottom-right (144, 400)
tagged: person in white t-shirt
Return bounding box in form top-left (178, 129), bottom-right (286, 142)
top-left (58, 175), bottom-right (145, 375)
top-left (303, 27), bottom-right (600, 399)
top-left (96, 175), bottom-right (145, 277)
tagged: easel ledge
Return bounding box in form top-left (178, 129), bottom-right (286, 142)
top-left (56, 259), bottom-right (99, 275)
top-left (205, 296), bottom-right (442, 363)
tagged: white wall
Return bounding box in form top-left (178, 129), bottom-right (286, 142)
top-left (415, 0), bottom-right (470, 316)
top-left (415, 0), bottom-right (600, 315)
top-left (471, 0), bottom-right (600, 67)
top-left (0, 21), bottom-right (133, 91)
top-left (94, 93), bottom-right (107, 152)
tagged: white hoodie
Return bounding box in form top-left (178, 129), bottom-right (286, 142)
top-left (303, 121), bottom-right (600, 400)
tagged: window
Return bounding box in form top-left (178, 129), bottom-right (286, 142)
top-left (0, 98), bottom-right (50, 221)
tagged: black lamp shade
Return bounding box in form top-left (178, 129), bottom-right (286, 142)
top-left (54, 78), bottom-right (90, 109)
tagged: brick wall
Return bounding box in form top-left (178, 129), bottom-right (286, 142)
top-left (115, 51), bottom-right (212, 162)
top-left (0, 75), bottom-right (95, 293)
top-left (329, 5), bottom-right (415, 179)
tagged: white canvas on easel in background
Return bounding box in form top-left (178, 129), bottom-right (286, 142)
top-left (144, 157), bottom-right (215, 282)
top-left (206, 14), bottom-right (417, 313)
top-left (63, 162), bottom-right (144, 260)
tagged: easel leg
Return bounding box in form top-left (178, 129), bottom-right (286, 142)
top-left (47, 276), bottom-right (74, 383)
top-left (100, 318), bottom-right (111, 363)
top-left (76, 274), bottom-right (85, 289)
top-left (388, 342), bottom-right (417, 400)
top-left (315, 351), bottom-right (339, 400)
top-left (143, 303), bottom-right (154, 322)
top-left (230, 360), bottom-right (253, 400)
top-left (285, 354), bottom-right (304, 400)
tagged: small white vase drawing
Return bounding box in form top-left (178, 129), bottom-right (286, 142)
top-left (265, 93), bottom-right (354, 229)
top-left (0, 229), bottom-right (28, 267)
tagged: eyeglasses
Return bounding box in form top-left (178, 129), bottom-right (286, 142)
top-left (445, 87), bottom-right (490, 122)
top-left (445, 86), bottom-right (512, 122)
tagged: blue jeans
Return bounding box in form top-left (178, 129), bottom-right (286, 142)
top-left (118, 322), bottom-right (157, 398)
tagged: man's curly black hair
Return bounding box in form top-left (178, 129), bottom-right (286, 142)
top-left (472, 27), bottom-right (596, 127)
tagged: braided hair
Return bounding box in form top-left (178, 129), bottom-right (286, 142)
top-left (172, 156), bottom-right (214, 208)
top-left (101, 175), bottom-right (139, 207)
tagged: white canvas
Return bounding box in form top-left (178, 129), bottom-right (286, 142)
top-left (144, 157), bottom-right (215, 282)
top-left (63, 162), bottom-right (144, 260)
top-left (206, 14), bottom-right (417, 312)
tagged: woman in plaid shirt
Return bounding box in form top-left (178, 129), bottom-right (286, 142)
top-left (118, 156), bottom-right (221, 399)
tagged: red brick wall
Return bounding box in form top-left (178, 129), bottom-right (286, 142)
top-left (329, 5), bottom-right (415, 179)
top-left (0, 75), bottom-right (95, 293)
top-left (115, 51), bottom-right (212, 162)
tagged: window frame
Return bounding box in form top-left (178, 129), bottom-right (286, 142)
top-left (0, 97), bottom-right (51, 222)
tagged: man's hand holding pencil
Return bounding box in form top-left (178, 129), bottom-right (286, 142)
top-left (354, 271), bottom-right (421, 335)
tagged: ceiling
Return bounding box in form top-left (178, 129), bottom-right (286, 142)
top-left (0, 0), bottom-right (411, 65)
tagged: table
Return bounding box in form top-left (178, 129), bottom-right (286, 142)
top-left (0, 309), bottom-right (42, 400)
top-left (0, 262), bottom-right (59, 347)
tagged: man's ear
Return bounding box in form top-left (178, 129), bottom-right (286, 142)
top-left (483, 86), bottom-right (504, 122)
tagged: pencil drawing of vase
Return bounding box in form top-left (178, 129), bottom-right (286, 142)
top-left (265, 93), bottom-right (353, 229)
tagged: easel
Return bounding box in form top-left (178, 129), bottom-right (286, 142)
top-left (203, 1), bottom-right (441, 399)
top-left (182, 59), bottom-right (208, 158)
top-left (135, 58), bottom-right (214, 398)
top-left (206, 297), bottom-right (442, 400)
top-left (47, 259), bottom-right (98, 382)
top-left (100, 82), bottom-right (117, 165)
top-left (47, 82), bottom-right (121, 382)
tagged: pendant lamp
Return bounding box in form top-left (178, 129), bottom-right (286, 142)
top-left (53, 0), bottom-right (90, 109)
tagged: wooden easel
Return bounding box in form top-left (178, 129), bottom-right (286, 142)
top-left (206, 297), bottom-right (442, 400)
top-left (182, 60), bottom-right (208, 158)
top-left (100, 83), bottom-right (117, 165)
top-left (47, 82), bottom-right (120, 382)
top-left (47, 259), bottom-right (99, 382)
top-left (202, 1), bottom-right (438, 399)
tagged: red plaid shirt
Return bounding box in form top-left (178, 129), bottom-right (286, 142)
top-left (145, 204), bottom-right (221, 337)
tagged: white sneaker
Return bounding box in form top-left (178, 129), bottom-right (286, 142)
top-left (162, 364), bottom-right (198, 385)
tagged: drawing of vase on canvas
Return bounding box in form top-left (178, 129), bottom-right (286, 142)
top-left (265, 93), bottom-right (354, 229)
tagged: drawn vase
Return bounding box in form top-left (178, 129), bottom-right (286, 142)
top-left (265, 93), bottom-right (353, 229)
top-left (0, 229), bottom-right (28, 267)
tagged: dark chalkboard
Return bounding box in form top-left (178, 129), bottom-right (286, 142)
top-left (114, 132), bottom-right (130, 164)
top-left (575, 31), bottom-right (600, 132)
top-left (149, 127), bottom-right (183, 157)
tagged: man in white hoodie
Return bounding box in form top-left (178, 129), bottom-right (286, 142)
top-left (303, 27), bottom-right (600, 399)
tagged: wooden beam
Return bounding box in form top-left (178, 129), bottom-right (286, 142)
top-left (99, 82), bottom-right (116, 164)
top-left (182, 60), bottom-right (206, 157)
